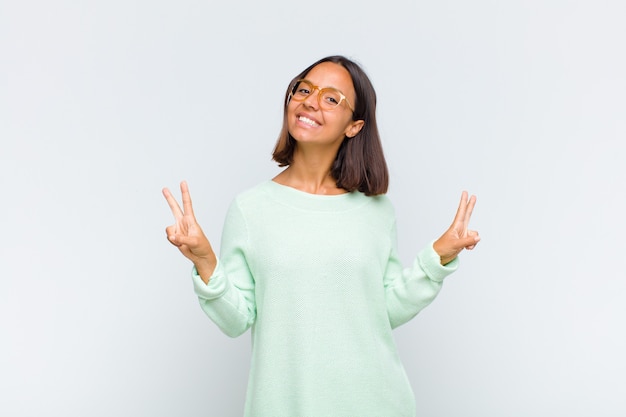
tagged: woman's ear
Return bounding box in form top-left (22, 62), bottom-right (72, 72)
top-left (345, 120), bottom-right (365, 138)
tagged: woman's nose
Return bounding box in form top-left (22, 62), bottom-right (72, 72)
top-left (303, 89), bottom-right (320, 110)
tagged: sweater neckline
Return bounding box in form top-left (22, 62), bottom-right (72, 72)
top-left (262, 180), bottom-right (372, 212)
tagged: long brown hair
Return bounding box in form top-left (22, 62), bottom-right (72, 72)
top-left (272, 56), bottom-right (389, 196)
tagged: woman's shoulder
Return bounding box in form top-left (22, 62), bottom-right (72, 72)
top-left (226, 181), bottom-right (273, 211)
top-left (367, 193), bottom-right (396, 216)
top-left (233, 180), bottom-right (272, 199)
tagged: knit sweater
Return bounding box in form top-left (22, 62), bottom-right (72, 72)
top-left (191, 180), bottom-right (458, 417)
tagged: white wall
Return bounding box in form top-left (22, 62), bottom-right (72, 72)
top-left (1, 1), bottom-right (624, 416)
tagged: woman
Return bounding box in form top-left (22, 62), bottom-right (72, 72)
top-left (163, 55), bottom-right (480, 417)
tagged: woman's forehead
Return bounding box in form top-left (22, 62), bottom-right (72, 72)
top-left (305, 62), bottom-right (354, 92)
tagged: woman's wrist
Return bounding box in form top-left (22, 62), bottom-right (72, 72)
top-left (194, 255), bottom-right (217, 284)
top-left (432, 239), bottom-right (457, 265)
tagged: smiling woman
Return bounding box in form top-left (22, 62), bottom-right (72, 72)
top-left (162, 55), bottom-right (480, 417)
top-left (274, 57), bottom-right (381, 196)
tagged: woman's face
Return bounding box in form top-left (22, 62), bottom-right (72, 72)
top-left (287, 62), bottom-right (364, 148)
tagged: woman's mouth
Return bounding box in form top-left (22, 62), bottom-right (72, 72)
top-left (298, 116), bottom-right (320, 127)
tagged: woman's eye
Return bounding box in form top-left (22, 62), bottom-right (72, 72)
top-left (323, 94), bottom-right (340, 105)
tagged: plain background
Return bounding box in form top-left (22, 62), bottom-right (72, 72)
top-left (1, 0), bottom-right (625, 416)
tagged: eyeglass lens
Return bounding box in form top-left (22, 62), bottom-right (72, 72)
top-left (292, 80), bottom-right (343, 110)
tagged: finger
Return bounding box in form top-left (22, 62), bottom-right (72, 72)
top-left (463, 194), bottom-right (477, 230)
top-left (458, 234), bottom-right (480, 250)
top-left (465, 238), bottom-right (480, 250)
top-left (167, 234), bottom-right (182, 247)
top-left (169, 233), bottom-right (195, 248)
top-left (465, 230), bottom-right (480, 249)
top-left (163, 187), bottom-right (184, 219)
top-left (451, 191), bottom-right (469, 226)
top-left (165, 225), bottom-right (181, 245)
top-left (165, 224), bottom-right (177, 237)
top-left (180, 181), bottom-right (196, 218)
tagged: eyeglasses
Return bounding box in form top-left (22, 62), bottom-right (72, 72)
top-left (289, 79), bottom-right (355, 112)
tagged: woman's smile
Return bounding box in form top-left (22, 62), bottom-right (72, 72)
top-left (296, 113), bottom-right (321, 128)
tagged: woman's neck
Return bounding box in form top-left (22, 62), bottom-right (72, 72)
top-left (273, 147), bottom-right (346, 195)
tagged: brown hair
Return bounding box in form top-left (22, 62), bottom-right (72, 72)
top-left (272, 55), bottom-right (389, 196)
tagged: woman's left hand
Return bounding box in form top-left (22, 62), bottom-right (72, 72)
top-left (433, 191), bottom-right (480, 265)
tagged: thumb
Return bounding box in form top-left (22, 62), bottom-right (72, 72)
top-left (459, 234), bottom-right (480, 249)
top-left (168, 233), bottom-right (192, 247)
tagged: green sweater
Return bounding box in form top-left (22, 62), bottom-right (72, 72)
top-left (192, 180), bottom-right (458, 417)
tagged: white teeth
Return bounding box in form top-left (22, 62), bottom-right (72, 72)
top-left (298, 116), bottom-right (318, 126)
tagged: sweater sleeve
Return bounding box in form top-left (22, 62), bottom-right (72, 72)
top-left (190, 199), bottom-right (256, 337)
top-left (383, 220), bottom-right (458, 329)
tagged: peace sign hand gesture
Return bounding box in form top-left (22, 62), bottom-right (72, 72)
top-left (163, 181), bottom-right (217, 283)
top-left (433, 191), bottom-right (480, 265)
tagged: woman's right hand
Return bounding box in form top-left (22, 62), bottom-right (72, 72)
top-left (163, 181), bottom-right (217, 283)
